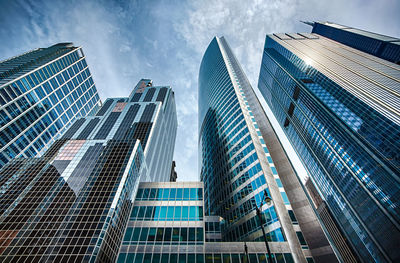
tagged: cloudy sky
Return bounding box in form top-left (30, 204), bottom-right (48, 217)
top-left (1, 0), bottom-right (399, 181)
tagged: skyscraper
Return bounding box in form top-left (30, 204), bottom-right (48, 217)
top-left (304, 21), bottom-right (400, 64)
top-left (257, 31), bottom-right (400, 262)
top-left (0, 79), bottom-right (177, 261)
top-left (0, 43), bottom-right (101, 170)
top-left (199, 36), bottom-right (336, 262)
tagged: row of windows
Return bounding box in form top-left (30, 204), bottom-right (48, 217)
top-left (131, 206), bottom-right (203, 221)
top-left (118, 252), bottom-right (296, 263)
top-left (123, 227), bottom-right (204, 244)
top-left (136, 188), bottom-right (203, 201)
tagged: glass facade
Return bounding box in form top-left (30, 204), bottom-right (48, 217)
top-left (198, 37), bottom-right (310, 262)
top-left (308, 21), bottom-right (400, 64)
top-left (0, 79), bottom-right (177, 261)
top-left (258, 32), bottom-right (400, 262)
top-left (118, 182), bottom-right (300, 263)
top-left (0, 43), bottom-right (101, 169)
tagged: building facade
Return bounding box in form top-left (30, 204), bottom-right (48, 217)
top-left (198, 36), bottom-right (331, 262)
top-left (257, 32), bottom-right (400, 262)
top-left (304, 21), bottom-right (400, 64)
top-left (118, 181), bottom-right (298, 263)
top-left (0, 79), bottom-right (177, 261)
top-left (305, 178), bottom-right (358, 263)
top-left (0, 43), bottom-right (101, 169)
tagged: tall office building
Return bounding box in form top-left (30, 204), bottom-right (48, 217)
top-left (0, 43), bottom-right (101, 169)
top-left (118, 181), bottom-right (299, 263)
top-left (199, 37), bottom-right (336, 262)
top-left (257, 30), bottom-right (400, 262)
top-left (304, 21), bottom-right (400, 64)
top-left (0, 80), bottom-right (177, 261)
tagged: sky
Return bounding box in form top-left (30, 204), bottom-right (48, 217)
top-left (1, 0), bottom-right (399, 182)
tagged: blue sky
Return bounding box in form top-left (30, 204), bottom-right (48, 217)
top-left (1, 0), bottom-right (399, 181)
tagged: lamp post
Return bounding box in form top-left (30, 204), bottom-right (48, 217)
top-left (256, 189), bottom-right (274, 263)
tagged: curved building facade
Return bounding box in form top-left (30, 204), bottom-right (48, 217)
top-left (199, 37), bottom-right (323, 262)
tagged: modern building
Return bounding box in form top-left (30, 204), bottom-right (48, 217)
top-left (305, 178), bottom-right (358, 263)
top-left (257, 30), bottom-right (400, 262)
top-left (118, 181), bottom-right (298, 263)
top-left (0, 79), bottom-right (177, 261)
top-left (303, 21), bottom-right (400, 64)
top-left (127, 79), bottom-right (178, 182)
top-left (0, 43), bottom-right (101, 169)
top-left (199, 36), bottom-right (336, 262)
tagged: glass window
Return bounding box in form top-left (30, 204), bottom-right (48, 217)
top-left (231, 254), bottom-right (240, 263)
top-left (134, 253), bottom-right (143, 263)
top-left (148, 228), bottom-right (157, 242)
top-left (172, 228), bottom-right (180, 242)
top-left (126, 253), bottom-right (135, 263)
top-left (161, 254), bottom-right (169, 263)
top-left (150, 188), bottom-right (157, 199)
top-left (153, 206), bottom-right (160, 220)
top-left (136, 188), bottom-right (144, 200)
top-left (296, 231), bottom-right (307, 245)
top-left (158, 188), bottom-right (164, 199)
top-left (182, 206), bottom-right (188, 220)
top-left (123, 227), bottom-right (133, 241)
top-left (198, 188), bottom-right (203, 200)
top-left (179, 254), bottom-right (186, 263)
top-left (142, 188), bottom-right (150, 199)
top-left (170, 254), bottom-right (178, 263)
top-left (139, 227), bottom-right (149, 241)
top-left (153, 254), bottom-right (161, 263)
top-left (284, 254), bottom-right (294, 263)
top-left (223, 254), bottom-right (230, 263)
top-left (214, 254), bottom-right (222, 263)
top-left (190, 188), bottom-right (197, 200)
top-left (176, 188), bottom-right (183, 200)
top-left (275, 253), bottom-right (285, 263)
top-left (188, 254), bottom-right (196, 263)
top-left (170, 188), bottom-right (176, 200)
top-left (131, 206), bottom-right (139, 219)
top-left (189, 206), bottom-right (196, 221)
top-left (167, 206), bottom-right (174, 220)
top-left (174, 206), bottom-right (181, 220)
top-left (197, 254), bottom-right (205, 263)
top-left (163, 188), bottom-right (170, 200)
top-left (145, 206), bottom-right (153, 219)
top-left (196, 228), bottom-right (204, 241)
top-left (156, 228), bottom-right (164, 241)
top-left (117, 253), bottom-right (126, 263)
top-left (188, 228), bottom-right (196, 241)
top-left (205, 254), bottom-right (213, 263)
top-left (164, 227), bottom-right (172, 242)
top-left (138, 206), bottom-right (146, 219)
top-left (159, 206), bottom-right (167, 220)
top-left (144, 254), bottom-right (152, 263)
top-left (199, 206), bottom-right (204, 219)
top-left (132, 228), bottom-right (141, 241)
top-left (183, 188), bottom-right (190, 200)
top-left (181, 228), bottom-right (188, 241)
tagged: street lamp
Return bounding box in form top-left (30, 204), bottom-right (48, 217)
top-left (256, 189), bottom-right (273, 263)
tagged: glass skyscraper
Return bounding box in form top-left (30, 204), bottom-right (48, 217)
top-left (0, 43), bottom-right (101, 170)
top-left (257, 30), bottom-right (400, 262)
top-left (0, 79), bottom-right (177, 261)
top-left (304, 21), bottom-right (400, 64)
top-left (199, 36), bottom-right (335, 262)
